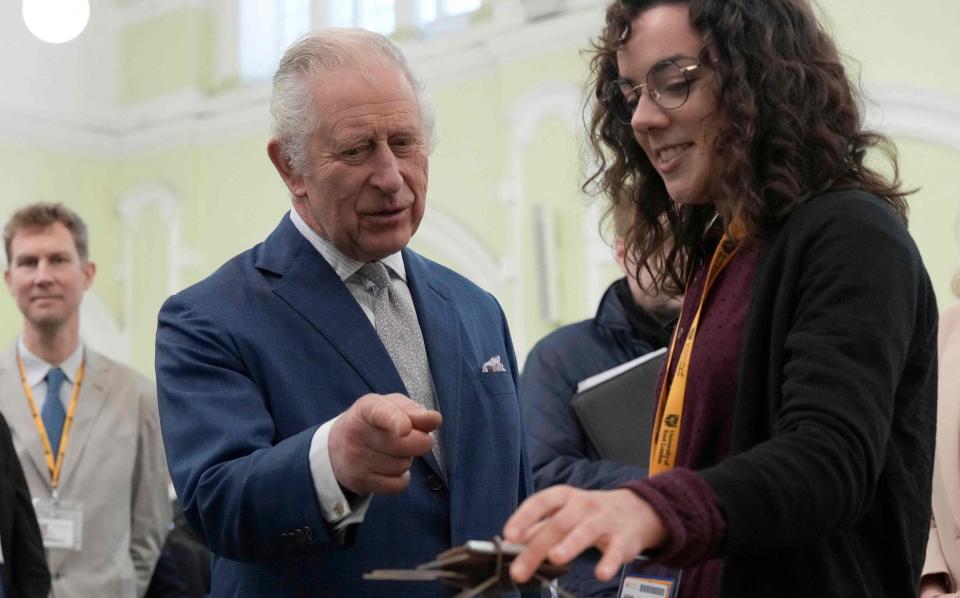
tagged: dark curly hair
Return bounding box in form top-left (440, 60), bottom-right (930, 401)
top-left (587, 0), bottom-right (910, 292)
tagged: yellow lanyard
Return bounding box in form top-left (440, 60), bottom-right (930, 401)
top-left (17, 356), bottom-right (85, 489)
top-left (649, 221), bottom-right (745, 476)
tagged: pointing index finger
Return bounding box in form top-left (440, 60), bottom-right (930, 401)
top-left (357, 396), bottom-right (413, 437)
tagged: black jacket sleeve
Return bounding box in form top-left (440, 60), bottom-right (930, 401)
top-left (1, 414), bottom-right (51, 598)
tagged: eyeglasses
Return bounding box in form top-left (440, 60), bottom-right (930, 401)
top-left (607, 61), bottom-right (705, 125)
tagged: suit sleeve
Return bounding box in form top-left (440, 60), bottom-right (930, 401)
top-left (3, 416), bottom-right (51, 597)
top-left (156, 294), bottom-right (333, 561)
top-left (130, 380), bottom-right (172, 597)
top-left (520, 341), bottom-right (648, 491)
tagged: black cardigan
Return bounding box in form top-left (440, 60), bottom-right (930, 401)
top-left (701, 190), bottom-right (938, 596)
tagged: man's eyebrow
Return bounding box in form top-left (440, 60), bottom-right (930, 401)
top-left (333, 134), bottom-right (372, 147)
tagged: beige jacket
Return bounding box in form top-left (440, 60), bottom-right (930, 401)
top-left (924, 304), bottom-right (960, 591)
top-left (0, 342), bottom-right (170, 598)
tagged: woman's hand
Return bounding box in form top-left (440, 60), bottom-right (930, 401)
top-left (503, 486), bottom-right (669, 583)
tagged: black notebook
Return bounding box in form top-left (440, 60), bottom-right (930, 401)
top-left (570, 348), bottom-right (666, 466)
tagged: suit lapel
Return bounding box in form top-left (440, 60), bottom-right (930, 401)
top-left (57, 348), bottom-right (110, 490)
top-left (0, 343), bottom-right (51, 490)
top-left (404, 250), bottom-right (464, 478)
top-left (258, 215), bottom-right (406, 397)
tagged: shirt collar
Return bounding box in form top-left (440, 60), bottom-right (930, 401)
top-left (17, 336), bottom-right (84, 387)
top-left (288, 209), bottom-right (406, 282)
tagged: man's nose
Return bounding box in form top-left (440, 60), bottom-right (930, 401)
top-left (369, 144), bottom-right (404, 195)
top-left (34, 261), bottom-right (54, 284)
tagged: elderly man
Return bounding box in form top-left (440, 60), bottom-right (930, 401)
top-left (156, 29), bottom-right (531, 597)
top-left (0, 203), bottom-right (170, 598)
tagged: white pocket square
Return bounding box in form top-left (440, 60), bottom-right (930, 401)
top-left (480, 355), bottom-right (506, 373)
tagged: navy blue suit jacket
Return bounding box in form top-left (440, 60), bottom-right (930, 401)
top-left (156, 214), bottom-right (532, 597)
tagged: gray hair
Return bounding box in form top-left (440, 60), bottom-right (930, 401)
top-left (270, 28), bottom-right (436, 175)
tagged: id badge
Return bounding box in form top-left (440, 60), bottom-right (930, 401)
top-left (618, 556), bottom-right (681, 598)
top-left (33, 498), bottom-right (83, 551)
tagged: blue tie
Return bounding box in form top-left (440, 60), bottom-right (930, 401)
top-left (41, 367), bottom-right (67, 455)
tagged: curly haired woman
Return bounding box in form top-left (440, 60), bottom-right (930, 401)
top-left (504, 1), bottom-right (938, 596)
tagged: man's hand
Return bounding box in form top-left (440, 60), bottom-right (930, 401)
top-left (503, 486), bottom-right (668, 583)
top-left (328, 393), bottom-right (442, 496)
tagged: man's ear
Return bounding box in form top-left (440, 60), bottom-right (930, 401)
top-left (80, 260), bottom-right (96, 291)
top-left (267, 139), bottom-right (306, 199)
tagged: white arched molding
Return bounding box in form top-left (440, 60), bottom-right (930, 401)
top-left (864, 85), bottom-right (960, 152)
top-left (584, 198), bottom-right (614, 310)
top-left (80, 292), bottom-right (130, 364)
top-left (414, 207), bottom-right (503, 298)
top-left (864, 85), bottom-right (960, 295)
top-left (503, 80), bottom-right (583, 359)
top-left (116, 181), bottom-right (200, 338)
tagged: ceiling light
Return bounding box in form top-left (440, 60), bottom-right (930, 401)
top-left (22, 0), bottom-right (91, 44)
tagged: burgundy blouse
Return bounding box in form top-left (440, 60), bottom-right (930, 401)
top-left (622, 234), bottom-right (762, 598)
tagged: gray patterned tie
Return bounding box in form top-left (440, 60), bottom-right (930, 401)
top-left (356, 262), bottom-right (445, 475)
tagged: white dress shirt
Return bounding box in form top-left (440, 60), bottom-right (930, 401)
top-left (290, 209), bottom-right (424, 532)
top-left (17, 337), bottom-right (84, 413)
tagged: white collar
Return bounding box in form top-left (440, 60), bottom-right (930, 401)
top-left (17, 336), bottom-right (84, 387)
top-left (288, 210), bottom-right (406, 282)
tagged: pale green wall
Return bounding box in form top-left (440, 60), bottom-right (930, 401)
top-left (2, 0), bottom-right (959, 377)
top-left (0, 144), bottom-right (119, 348)
top-left (900, 139), bottom-right (960, 307)
top-left (823, 0), bottom-right (960, 96)
top-left (119, 8), bottom-right (215, 103)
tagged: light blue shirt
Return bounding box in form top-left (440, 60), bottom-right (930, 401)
top-left (17, 337), bottom-right (84, 412)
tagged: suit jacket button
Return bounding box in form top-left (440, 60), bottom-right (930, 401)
top-left (302, 526), bottom-right (313, 542)
top-left (426, 473), bottom-right (443, 492)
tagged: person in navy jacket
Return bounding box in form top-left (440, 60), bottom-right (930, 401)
top-left (156, 28), bottom-right (532, 598)
top-left (521, 204), bottom-right (678, 596)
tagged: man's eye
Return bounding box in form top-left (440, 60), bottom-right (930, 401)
top-left (340, 145), bottom-right (369, 159)
top-left (391, 138), bottom-right (418, 154)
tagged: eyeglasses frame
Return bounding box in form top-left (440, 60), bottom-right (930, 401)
top-left (609, 61), bottom-right (706, 124)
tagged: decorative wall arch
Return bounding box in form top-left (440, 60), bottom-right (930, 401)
top-left (80, 291), bottom-right (129, 363)
top-left (865, 85), bottom-right (960, 152)
top-left (414, 207), bottom-right (504, 299)
top-left (115, 180), bottom-right (200, 359)
top-left (502, 80), bottom-right (585, 358)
